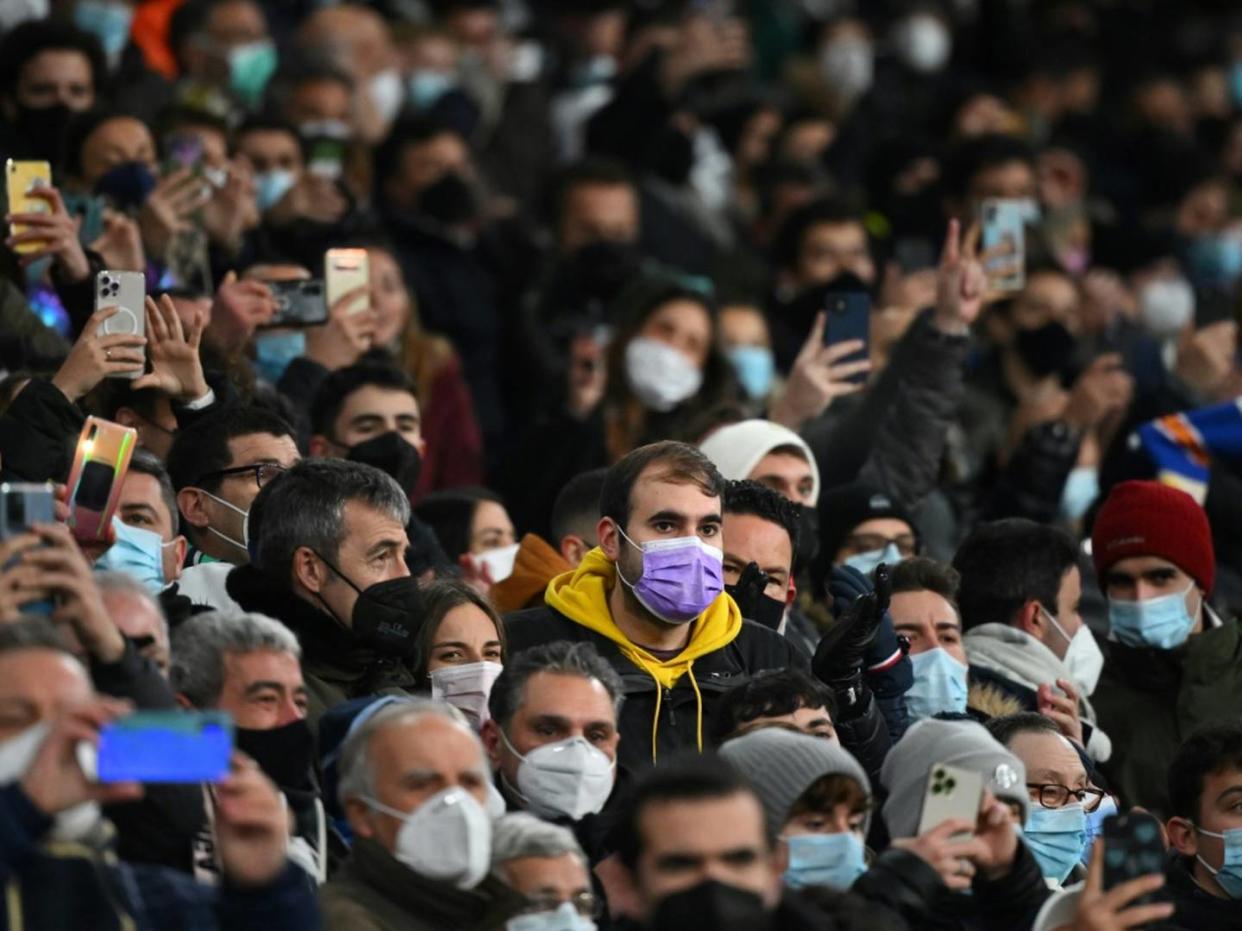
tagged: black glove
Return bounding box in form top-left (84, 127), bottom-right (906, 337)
top-left (813, 563), bottom-right (891, 694)
top-left (725, 562), bottom-right (768, 620)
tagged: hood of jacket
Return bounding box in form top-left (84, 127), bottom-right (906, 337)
top-left (545, 547), bottom-right (742, 691)
top-left (490, 533), bottom-right (571, 615)
top-left (965, 623), bottom-right (1100, 723)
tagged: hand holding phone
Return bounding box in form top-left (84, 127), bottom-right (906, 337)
top-left (1073, 818), bottom-right (1175, 929)
top-left (262, 278), bottom-right (328, 328)
top-left (6, 159), bottom-right (51, 255)
top-left (94, 271), bottom-right (147, 380)
top-left (79, 711), bottom-right (234, 783)
top-left (325, 248), bottom-right (370, 316)
top-left (0, 483), bottom-right (55, 618)
top-left (980, 199), bottom-right (1029, 292)
top-left (918, 763), bottom-right (985, 840)
top-left (66, 416), bottom-right (137, 543)
top-left (1101, 813), bottom-right (1166, 898)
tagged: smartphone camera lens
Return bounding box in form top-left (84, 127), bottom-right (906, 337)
top-left (945, 778), bottom-right (956, 791)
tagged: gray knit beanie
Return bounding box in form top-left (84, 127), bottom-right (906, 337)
top-left (719, 726), bottom-right (871, 837)
top-left (880, 718), bottom-right (1028, 839)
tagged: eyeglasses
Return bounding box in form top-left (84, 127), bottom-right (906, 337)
top-left (518, 892), bottom-right (599, 919)
top-left (196, 462), bottom-right (287, 490)
top-left (844, 533), bottom-right (918, 557)
top-left (1027, 783), bottom-right (1107, 813)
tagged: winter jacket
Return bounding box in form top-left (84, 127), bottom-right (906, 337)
top-left (0, 784), bottom-right (319, 931)
top-left (226, 565), bottom-right (421, 729)
top-left (0, 377), bottom-right (82, 482)
top-left (320, 837), bottom-right (523, 931)
top-left (1093, 609), bottom-right (1242, 815)
top-left (964, 623), bottom-right (1112, 762)
top-left (489, 533), bottom-right (571, 615)
top-left (503, 548), bottom-right (806, 774)
top-left (1164, 854), bottom-right (1242, 930)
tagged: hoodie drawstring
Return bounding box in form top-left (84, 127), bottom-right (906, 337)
top-left (688, 662), bottom-right (704, 752)
top-left (651, 683), bottom-right (662, 763)
top-left (648, 663), bottom-right (706, 763)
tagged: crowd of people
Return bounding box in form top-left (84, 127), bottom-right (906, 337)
top-left (0, 0), bottom-right (1241, 928)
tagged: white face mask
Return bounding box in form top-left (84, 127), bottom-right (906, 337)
top-left (0, 723), bottom-right (102, 842)
top-left (893, 14), bottom-right (952, 73)
top-left (1043, 607), bottom-right (1104, 696)
top-left (820, 38), bottom-right (874, 98)
top-left (366, 787), bottom-right (491, 888)
top-left (368, 68), bottom-right (405, 127)
top-left (430, 661), bottom-right (505, 728)
top-left (500, 730), bottom-right (615, 822)
top-left (624, 337), bottom-right (703, 412)
top-left (474, 543), bottom-right (519, 583)
top-left (1137, 277), bottom-right (1195, 341)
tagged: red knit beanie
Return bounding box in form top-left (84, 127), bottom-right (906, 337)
top-left (1091, 480), bottom-right (1215, 594)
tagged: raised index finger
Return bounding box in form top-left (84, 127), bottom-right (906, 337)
top-left (941, 218), bottom-right (960, 267)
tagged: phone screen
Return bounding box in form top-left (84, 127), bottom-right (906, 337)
top-left (95, 711), bottom-right (234, 783)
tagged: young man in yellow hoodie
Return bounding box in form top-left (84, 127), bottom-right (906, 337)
top-left (504, 441), bottom-right (807, 775)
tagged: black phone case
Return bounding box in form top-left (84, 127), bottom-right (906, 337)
top-left (1102, 812), bottom-right (1168, 909)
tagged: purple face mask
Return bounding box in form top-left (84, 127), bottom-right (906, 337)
top-left (615, 528), bottom-right (725, 624)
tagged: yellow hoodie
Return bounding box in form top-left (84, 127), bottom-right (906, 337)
top-left (545, 547), bottom-right (742, 761)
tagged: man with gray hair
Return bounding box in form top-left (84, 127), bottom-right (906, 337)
top-left (321, 700), bottom-right (524, 930)
top-left (223, 458), bottom-right (423, 725)
top-left (171, 611), bottom-right (324, 884)
top-left (95, 570), bottom-right (171, 676)
top-left (492, 813), bottom-right (598, 930)
top-left (481, 641), bottom-right (623, 838)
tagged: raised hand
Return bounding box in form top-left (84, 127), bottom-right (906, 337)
top-left (133, 293), bottom-right (209, 401)
top-left (50, 306), bottom-right (147, 401)
top-left (138, 168), bottom-right (210, 259)
top-left (305, 285), bottom-right (378, 371)
top-left (215, 754), bottom-right (292, 888)
top-left (1070, 839), bottom-right (1174, 930)
top-left (206, 271), bottom-right (275, 355)
top-left (89, 209), bottom-right (145, 272)
top-left (5, 186), bottom-right (91, 282)
top-left (891, 818), bottom-right (982, 892)
top-left (0, 532), bottom-right (45, 622)
top-left (934, 218), bottom-right (990, 334)
top-left (812, 563), bottom-right (891, 690)
top-left (1063, 354), bottom-right (1134, 430)
top-left (769, 310), bottom-right (871, 429)
top-left (1038, 677), bottom-right (1084, 747)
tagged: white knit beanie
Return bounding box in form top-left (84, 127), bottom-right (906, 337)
top-left (699, 420), bottom-right (821, 503)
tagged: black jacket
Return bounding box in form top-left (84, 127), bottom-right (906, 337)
top-left (226, 565), bottom-right (421, 729)
top-left (504, 604), bottom-right (808, 775)
top-left (1165, 855), bottom-right (1242, 930)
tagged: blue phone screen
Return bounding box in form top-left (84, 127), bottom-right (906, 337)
top-left (97, 712), bottom-right (234, 783)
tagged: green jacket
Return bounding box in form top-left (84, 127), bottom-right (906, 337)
top-left (1093, 611), bottom-right (1242, 816)
top-left (320, 838), bottom-right (524, 931)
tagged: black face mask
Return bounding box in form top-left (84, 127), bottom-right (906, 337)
top-left (725, 562), bottom-right (786, 631)
top-left (347, 431), bottom-right (422, 495)
top-left (312, 551), bottom-right (425, 661)
top-left (235, 718), bottom-right (315, 792)
top-left (94, 160), bottom-right (157, 211)
top-left (1014, 320), bottom-right (1077, 378)
top-left (416, 172), bottom-right (478, 226)
top-left (648, 880), bottom-right (771, 931)
top-left (647, 126), bottom-right (695, 186)
top-left (13, 103), bottom-right (74, 165)
top-left (558, 239), bottom-right (642, 310)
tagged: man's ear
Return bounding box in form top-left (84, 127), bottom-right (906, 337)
top-left (1167, 816), bottom-right (1199, 858)
top-left (114, 407), bottom-right (140, 431)
top-left (560, 534), bottom-right (587, 566)
top-left (597, 518), bottom-right (622, 562)
top-left (785, 578), bottom-right (798, 606)
top-left (292, 546), bottom-right (328, 593)
top-left (1017, 599), bottom-right (1044, 638)
top-left (169, 536), bottom-right (188, 580)
top-left (307, 434), bottom-right (331, 458)
top-left (176, 488), bottom-right (210, 530)
top-left (344, 798), bottom-right (376, 840)
top-left (479, 718), bottom-right (502, 767)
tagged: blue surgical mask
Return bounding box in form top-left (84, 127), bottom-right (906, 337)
top-left (228, 40), bottom-right (277, 106)
top-left (726, 345), bottom-right (775, 400)
top-left (1195, 825), bottom-right (1242, 899)
top-left (254, 168), bottom-right (296, 212)
top-left (1059, 465), bottom-right (1099, 521)
top-left (1081, 795), bottom-right (1118, 865)
top-left (783, 832), bottom-right (867, 890)
top-left (253, 330), bottom-right (305, 384)
top-left (408, 70), bottom-right (454, 110)
top-left (1023, 804), bottom-right (1088, 884)
top-left (75, 0), bottom-right (133, 63)
top-left (843, 543), bottom-right (903, 577)
top-left (506, 902), bottom-right (597, 931)
top-left (1187, 234), bottom-right (1242, 286)
top-left (1233, 61), bottom-right (1242, 109)
top-left (1108, 581), bottom-right (1198, 650)
top-left (906, 647), bottom-right (969, 720)
top-left (95, 519), bottom-right (173, 594)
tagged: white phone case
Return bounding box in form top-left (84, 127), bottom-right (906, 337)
top-left (95, 270), bottom-right (146, 380)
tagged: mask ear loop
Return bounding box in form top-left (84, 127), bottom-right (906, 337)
top-left (307, 548), bottom-right (362, 633)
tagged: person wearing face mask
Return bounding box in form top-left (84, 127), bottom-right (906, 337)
top-left (0, 616), bottom-right (320, 929)
top-left (492, 814), bottom-right (600, 931)
top-left (171, 611), bottom-right (330, 884)
top-left (0, 19), bottom-right (103, 167)
top-left (1090, 481), bottom-right (1242, 814)
top-left (415, 580), bottom-right (507, 728)
top-left (97, 450), bottom-right (188, 596)
top-left (415, 487), bottom-right (519, 585)
top-left (324, 700), bottom-right (526, 930)
top-left (223, 459), bottom-right (425, 728)
top-left (481, 642), bottom-right (621, 871)
top-left (890, 9), bottom-right (953, 76)
top-left (888, 557), bottom-right (971, 722)
top-left (504, 442), bottom-right (804, 775)
top-left (955, 520), bottom-right (1113, 764)
top-left (817, 482), bottom-right (919, 579)
top-left (168, 0), bottom-right (277, 108)
top-left (1165, 724), bottom-right (1242, 923)
top-left (96, 572), bottom-right (172, 677)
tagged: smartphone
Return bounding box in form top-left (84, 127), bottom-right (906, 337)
top-left (917, 763), bottom-right (985, 840)
top-left (822, 288), bottom-right (870, 383)
top-left (263, 278), bottom-right (328, 327)
top-left (162, 133), bottom-right (204, 175)
top-left (1102, 812), bottom-right (1166, 902)
top-left (325, 248), bottom-right (369, 316)
top-left (66, 416), bottom-right (137, 543)
top-left (6, 159), bottom-right (52, 255)
top-left (94, 270), bottom-right (146, 379)
top-left (82, 711), bottom-right (234, 784)
top-left (981, 198), bottom-right (1027, 292)
top-left (0, 483), bottom-right (55, 615)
